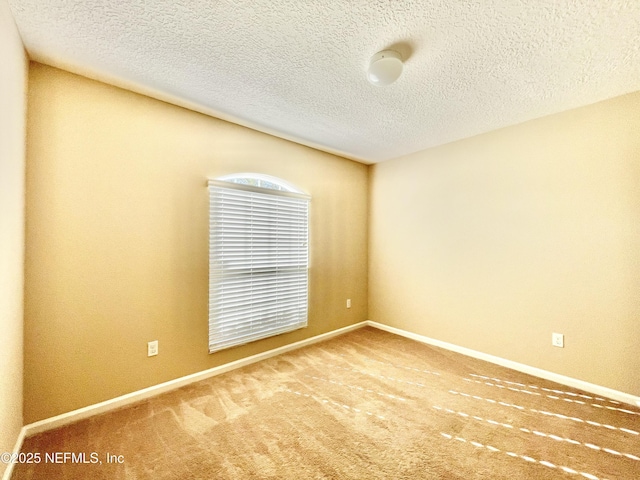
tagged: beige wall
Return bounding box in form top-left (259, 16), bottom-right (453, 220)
top-left (369, 91), bottom-right (640, 397)
top-left (24, 63), bottom-right (368, 423)
top-left (0, 1), bottom-right (27, 475)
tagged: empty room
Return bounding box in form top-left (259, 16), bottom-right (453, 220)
top-left (1, 1), bottom-right (639, 479)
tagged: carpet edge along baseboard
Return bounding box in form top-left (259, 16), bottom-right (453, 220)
top-left (367, 321), bottom-right (640, 408)
top-left (18, 320), bottom-right (640, 442)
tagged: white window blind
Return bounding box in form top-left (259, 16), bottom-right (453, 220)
top-left (208, 178), bottom-right (309, 353)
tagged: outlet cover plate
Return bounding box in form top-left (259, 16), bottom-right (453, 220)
top-left (148, 340), bottom-right (158, 356)
top-left (552, 333), bottom-right (564, 348)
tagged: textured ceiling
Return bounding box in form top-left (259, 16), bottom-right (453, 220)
top-left (7, 0), bottom-right (640, 163)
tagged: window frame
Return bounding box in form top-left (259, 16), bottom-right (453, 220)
top-left (207, 175), bottom-right (310, 353)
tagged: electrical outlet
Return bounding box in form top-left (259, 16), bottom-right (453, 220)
top-left (551, 333), bottom-right (564, 348)
top-left (346, 299), bottom-right (351, 309)
top-left (148, 340), bottom-right (158, 357)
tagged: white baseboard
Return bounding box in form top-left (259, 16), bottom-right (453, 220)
top-left (22, 322), bottom-right (368, 438)
top-left (16, 319), bottom-right (640, 448)
top-left (365, 321), bottom-right (640, 408)
top-left (1, 426), bottom-right (26, 480)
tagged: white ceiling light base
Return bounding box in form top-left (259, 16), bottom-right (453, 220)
top-left (367, 50), bottom-right (403, 86)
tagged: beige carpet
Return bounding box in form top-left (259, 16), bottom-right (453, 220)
top-left (12, 327), bottom-right (640, 479)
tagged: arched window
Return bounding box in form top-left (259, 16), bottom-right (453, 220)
top-left (217, 173), bottom-right (303, 193)
top-left (207, 174), bottom-right (310, 352)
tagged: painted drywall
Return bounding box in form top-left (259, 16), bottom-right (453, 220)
top-left (369, 91), bottom-right (640, 397)
top-left (24, 63), bottom-right (369, 423)
top-left (0, 1), bottom-right (26, 475)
